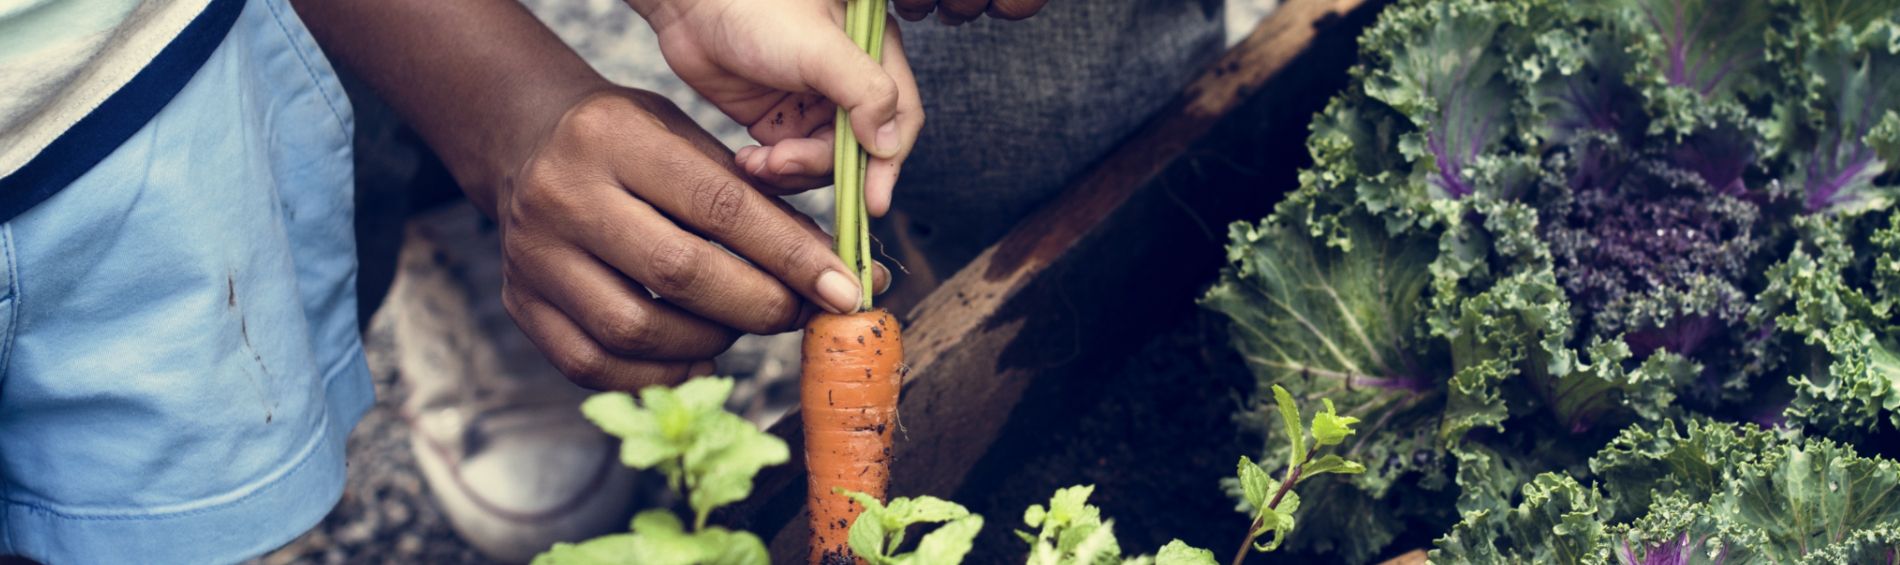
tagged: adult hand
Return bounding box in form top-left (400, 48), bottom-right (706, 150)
top-left (496, 88), bottom-right (886, 390)
top-left (628, 0), bottom-right (925, 217)
top-left (892, 0), bottom-right (1046, 24)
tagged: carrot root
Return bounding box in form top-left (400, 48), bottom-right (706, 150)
top-left (802, 309), bottom-right (904, 564)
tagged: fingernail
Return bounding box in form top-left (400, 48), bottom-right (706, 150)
top-left (815, 270), bottom-right (860, 314)
top-left (778, 161), bottom-right (805, 176)
top-left (736, 145), bottom-right (757, 163)
top-left (873, 262), bottom-right (892, 295)
top-left (875, 121), bottom-right (899, 156)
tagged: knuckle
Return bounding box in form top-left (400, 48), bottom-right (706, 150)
top-left (554, 348), bottom-right (609, 389)
top-left (753, 289), bottom-right (803, 334)
top-left (687, 175), bottom-right (749, 233)
top-left (514, 160), bottom-right (584, 219)
top-left (646, 240), bottom-right (705, 297)
top-left (597, 306), bottom-right (660, 355)
top-left (500, 285), bottom-right (529, 321)
top-left (777, 232), bottom-right (828, 275)
top-left (867, 76), bottom-right (900, 110)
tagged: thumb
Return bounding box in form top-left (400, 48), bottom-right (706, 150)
top-left (798, 29), bottom-right (902, 159)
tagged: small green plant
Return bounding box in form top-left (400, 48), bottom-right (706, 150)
top-left (532, 377), bottom-right (789, 565)
top-left (1017, 485), bottom-right (1217, 565)
top-left (837, 489), bottom-right (985, 564)
top-left (1229, 385), bottom-right (1364, 565)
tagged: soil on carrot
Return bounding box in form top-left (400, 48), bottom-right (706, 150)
top-left (955, 313), bottom-right (1258, 561)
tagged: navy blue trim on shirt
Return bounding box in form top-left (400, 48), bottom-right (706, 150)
top-left (0, 0), bottom-right (246, 223)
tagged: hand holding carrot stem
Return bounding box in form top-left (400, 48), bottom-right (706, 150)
top-left (628, 0), bottom-right (923, 218)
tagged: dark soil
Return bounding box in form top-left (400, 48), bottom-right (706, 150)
top-left (956, 313), bottom-right (1261, 562)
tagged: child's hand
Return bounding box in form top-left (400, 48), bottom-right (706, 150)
top-left (629, 0), bottom-right (923, 217)
top-left (893, 0), bottom-right (1045, 24)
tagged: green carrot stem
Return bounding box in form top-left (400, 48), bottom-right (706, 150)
top-left (833, 0), bottom-right (884, 312)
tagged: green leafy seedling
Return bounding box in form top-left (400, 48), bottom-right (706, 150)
top-left (533, 377), bottom-right (789, 565)
top-left (1020, 485), bottom-right (1216, 565)
top-left (1230, 386), bottom-right (1364, 565)
top-left (839, 489), bottom-right (985, 565)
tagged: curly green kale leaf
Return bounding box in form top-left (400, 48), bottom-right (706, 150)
top-left (1600, 0), bottom-right (1777, 136)
top-left (1759, 212), bottom-right (1900, 433)
top-left (1358, 0), bottom-right (1539, 201)
top-left (1434, 420), bottom-right (1900, 564)
top-left (1431, 472), bottom-right (1612, 564)
top-left (1774, 11), bottom-right (1900, 213)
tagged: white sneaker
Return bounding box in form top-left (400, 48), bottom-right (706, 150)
top-left (383, 204), bottom-right (639, 564)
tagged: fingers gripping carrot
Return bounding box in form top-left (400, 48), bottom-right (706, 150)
top-left (803, 310), bottom-right (903, 564)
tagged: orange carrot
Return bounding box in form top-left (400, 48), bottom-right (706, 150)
top-left (802, 309), bottom-right (903, 564)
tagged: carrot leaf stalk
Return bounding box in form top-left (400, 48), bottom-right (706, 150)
top-left (834, 0), bottom-right (886, 312)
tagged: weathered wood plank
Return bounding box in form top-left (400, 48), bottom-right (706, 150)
top-left (715, 0), bottom-right (1385, 558)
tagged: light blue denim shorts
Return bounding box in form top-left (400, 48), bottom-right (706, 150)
top-left (0, 0), bottom-right (372, 561)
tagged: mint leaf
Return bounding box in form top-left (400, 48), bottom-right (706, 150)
top-left (1271, 385), bottom-right (1306, 464)
top-left (1046, 484), bottom-right (1097, 527)
top-left (887, 496), bottom-right (969, 527)
top-left (848, 506), bottom-right (891, 563)
top-left (631, 509), bottom-right (686, 536)
top-left (583, 377), bottom-right (788, 520)
top-left (541, 378), bottom-right (784, 565)
top-left (1309, 398), bottom-right (1360, 447)
top-left (532, 534), bottom-right (641, 565)
top-left (690, 529), bottom-right (769, 565)
top-left (897, 515), bottom-right (983, 565)
top-left (1236, 456), bottom-right (1274, 513)
top-left (1021, 485), bottom-right (1132, 565)
top-left (1023, 504), bottom-right (1047, 529)
top-left (1152, 540), bottom-right (1217, 565)
top-left (1068, 519), bottom-right (1121, 564)
top-left (1298, 454), bottom-right (1366, 482)
top-left (1253, 491), bottom-right (1301, 553)
top-left (687, 414), bottom-right (790, 526)
top-left (581, 393), bottom-right (675, 470)
top-left (839, 490), bottom-right (982, 565)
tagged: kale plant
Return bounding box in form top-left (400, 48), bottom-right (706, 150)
top-left (1204, 0), bottom-right (1900, 560)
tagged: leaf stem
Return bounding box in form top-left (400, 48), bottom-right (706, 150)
top-left (833, 0), bottom-right (884, 311)
top-left (1231, 443), bottom-right (1318, 565)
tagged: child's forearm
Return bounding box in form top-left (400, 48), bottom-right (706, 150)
top-left (291, 0), bottom-right (612, 216)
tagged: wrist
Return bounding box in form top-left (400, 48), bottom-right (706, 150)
top-left (449, 77), bottom-right (616, 217)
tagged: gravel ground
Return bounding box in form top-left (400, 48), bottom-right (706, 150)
top-left (256, 1), bottom-right (1280, 563)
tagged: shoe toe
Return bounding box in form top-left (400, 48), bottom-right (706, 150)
top-left (414, 419), bottom-right (638, 564)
